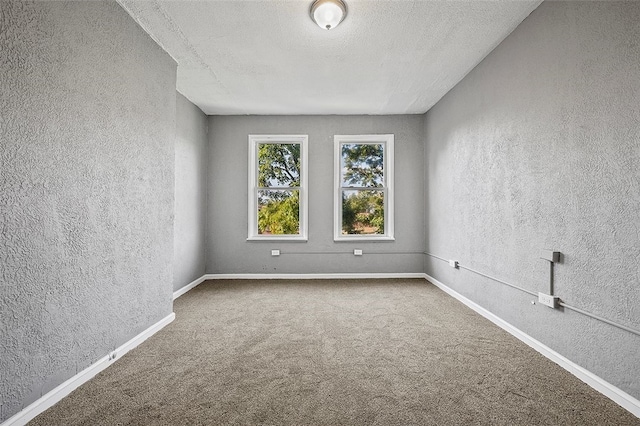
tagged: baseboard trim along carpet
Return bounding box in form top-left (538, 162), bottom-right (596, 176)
top-left (173, 275), bottom-right (208, 300)
top-left (172, 273), bottom-right (427, 300)
top-left (424, 272), bottom-right (640, 418)
top-left (207, 272), bottom-right (427, 280)
top-left (2, 313), bottom-right (176, 426)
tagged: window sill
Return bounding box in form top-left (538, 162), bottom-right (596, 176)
top-left (247, 236), bottom-right (308, 242)
top-left (333, 236), bottom-right (395, 242)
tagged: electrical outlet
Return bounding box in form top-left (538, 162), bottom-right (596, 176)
top-left (448, 260), bottom-right (459, 269)
top-left (354, 249), bottom-right (363, 256)
top-left (538, 292), bottom-right (559, 308)
top-left (271, 249), bottom-right (280, 256)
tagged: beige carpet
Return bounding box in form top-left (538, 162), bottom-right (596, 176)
top-left (31, 279), bottom-right (639, 425)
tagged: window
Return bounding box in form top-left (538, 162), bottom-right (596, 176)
top-left (248, 135), bottom-right (308, 240)
top-left (334, 134), bottom-right (394, 241)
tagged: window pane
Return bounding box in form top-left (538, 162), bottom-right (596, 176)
top-left (341, 190), bottom-right (384, 235)
top-left (257, 189), bottom-right (300, 235)
top-left (258, 143), bottom-right (300, 188)
top-left (341, 143), bottom-right (384, 188)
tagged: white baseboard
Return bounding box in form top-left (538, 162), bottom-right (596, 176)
top-left (172, 273), bottom-right (426, 299)
top-left (2, 313), bottom-right (175, 426)
top-left (173, 275), bottom-right (208, 300)
top-left (423, 272), bottom-right (640, 419)
top-left (204, 272), bottom-right (426, 280)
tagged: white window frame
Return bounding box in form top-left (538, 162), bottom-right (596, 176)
top-left (248, 134), bottom-right (308, 241)
top-left (334, 134), bottom-right (394, 241)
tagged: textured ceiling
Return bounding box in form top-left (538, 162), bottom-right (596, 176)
top-left (118, 0), bottom-right (542, 115)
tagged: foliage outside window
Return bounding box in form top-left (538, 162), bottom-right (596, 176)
top-left (248, 135), bottom-right (308, 240)
top-left (334, 134), bottom-right (394, 241)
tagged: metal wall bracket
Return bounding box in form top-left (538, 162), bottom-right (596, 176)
top-left (540, 250), bottom-right (561, 296)
top-left (540, 250), bottom-right (560, 263)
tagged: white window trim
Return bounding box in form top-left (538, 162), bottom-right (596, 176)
top-left (334, 134), bottom-right (394, 241)
top-left (248, 134), bottom-right (308, 241)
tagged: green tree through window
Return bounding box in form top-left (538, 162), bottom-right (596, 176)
top-left (334, 135), bottom-right (394, 240)
top-left (341, 143), bottom-right (385, 234)
top-left (257, 143), bottom-right (300, 235)
top-left (249, 135), bottom-right (308, 240)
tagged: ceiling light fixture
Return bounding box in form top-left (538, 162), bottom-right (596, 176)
top-left (310, 0), bottom-right (347, 30)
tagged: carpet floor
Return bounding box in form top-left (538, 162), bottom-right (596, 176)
top-left (31, 279), bottom-right (639, 425)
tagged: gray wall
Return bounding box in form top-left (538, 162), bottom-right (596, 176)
top-left (424, 1), bottom-right (640, 399)
top-left (174, 93), bottom-right (208, 291)
top-left (0, 1), bottom-right (176, 422)
top-left (208, 115), bottom-right (424, 274)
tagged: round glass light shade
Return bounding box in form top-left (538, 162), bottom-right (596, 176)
top-left (310, 0), bottom-right (347, 30)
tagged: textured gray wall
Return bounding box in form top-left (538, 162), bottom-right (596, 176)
top-left (174, 93), bottom-right (208, 291)
top-left (0, 1), bottom-right (176, 422)
top-left (424, 1), bottom-right (640, 399)
top-left (208, 115), bottom-right (424, 274)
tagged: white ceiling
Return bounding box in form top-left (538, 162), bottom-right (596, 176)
top-left (118, 0), bottom-right (542, 115)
